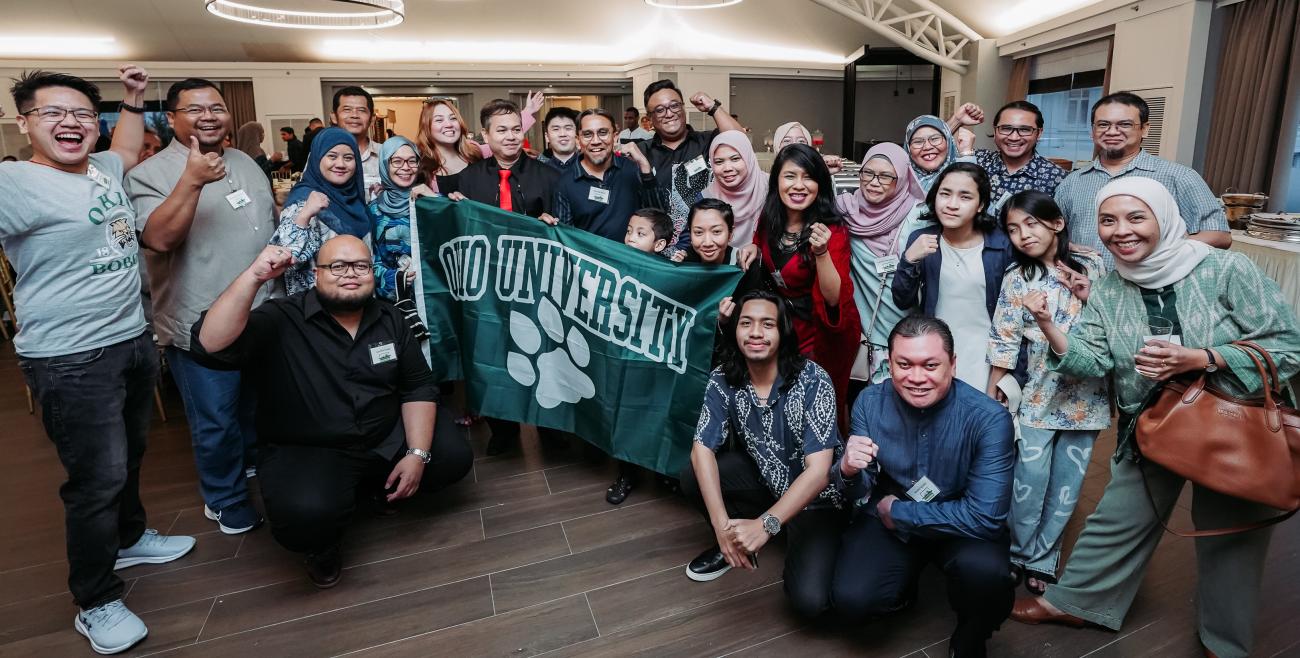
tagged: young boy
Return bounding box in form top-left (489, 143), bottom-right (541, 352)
top-left (623, 207), bottom-right (673, 256)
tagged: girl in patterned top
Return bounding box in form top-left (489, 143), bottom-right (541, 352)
top-left (986, 190), bottom-right (1108, 596)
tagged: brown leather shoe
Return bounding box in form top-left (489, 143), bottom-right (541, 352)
top-left (1010, 596), bottom-right (1086, 627)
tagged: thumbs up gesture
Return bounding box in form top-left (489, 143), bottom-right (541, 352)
top-left (182, 135), bottom-right (227, 187)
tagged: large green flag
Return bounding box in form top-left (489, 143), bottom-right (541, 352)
top-left (413, 196), bottom-right (743, 476)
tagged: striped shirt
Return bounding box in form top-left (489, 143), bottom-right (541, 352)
top-left (1054, 151), bottom-right (1227, 269)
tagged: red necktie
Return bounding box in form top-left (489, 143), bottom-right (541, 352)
top-left (497, 169), bottom-right (513, 212)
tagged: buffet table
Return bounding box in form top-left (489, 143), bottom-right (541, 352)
top-left (1231, 230), bottom-right (1300, 318)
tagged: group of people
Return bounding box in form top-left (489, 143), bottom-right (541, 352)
top-left (1, 62), bottom-right (1296, 658)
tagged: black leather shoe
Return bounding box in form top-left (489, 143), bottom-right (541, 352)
top-left (605, 475), bottom-right (634, 505)
top-left (685, 546), bottom-right (732, 582)
top-left (305, 546), bottom-right (342, 589)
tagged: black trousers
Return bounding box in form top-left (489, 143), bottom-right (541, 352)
top-left (680, 450), bottom-right (844, 618)
top-left (832, 514), bottom-right (1014, 658)
top-left (19, 332), bottom-right (158, 610)
top-left (258, 412), bottom-right (473, 554)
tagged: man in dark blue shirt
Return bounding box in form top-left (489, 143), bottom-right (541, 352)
top-left (830, 315), bottom-right (1014, 658)
top-left (553, 108), bottom-right (661, 242)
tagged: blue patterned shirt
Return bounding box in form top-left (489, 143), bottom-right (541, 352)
top-left (975, 149), bottom-right (1066, 209)
top-left (694, 361), bottom-right (843, 507)
top-left (1054, 151), bottom-right (1228, 269)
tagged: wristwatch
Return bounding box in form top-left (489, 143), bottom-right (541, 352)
top-left (406, 447), bottom-right (432, 464)
top-left (707, 99), bottom-right (722, 116)
top-left (1203, 348), bottom-right (1218, 373)
top-left (118, 101), bottom-right (145, 114)
top-left (760, 512), bottom-right (782, 536)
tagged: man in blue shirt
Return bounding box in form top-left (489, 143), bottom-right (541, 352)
top-left (553, 108), bottom-right (661, 242)
top-left (831, 315), bottom-right (1015, 658)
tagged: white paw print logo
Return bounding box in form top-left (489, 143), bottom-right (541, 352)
top-left (506, 297), bottom-right (596, 409)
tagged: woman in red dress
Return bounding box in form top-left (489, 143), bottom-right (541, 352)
top-left (754, 143), bottom-right (862, 417)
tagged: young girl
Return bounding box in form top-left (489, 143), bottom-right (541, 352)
top-left (986, 190), bottom-right (1107, 596)
top-left (892, 162), bottom-right (1016, 393)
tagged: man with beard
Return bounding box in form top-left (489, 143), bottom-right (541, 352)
top-left (191, 236), bottom-right (472, 588)
top-left (949, 101), bottom-right (1066, 211)
top-left (537, 106), bottom-right (579, 172)
top-left (553, 108), bottom-right (660, 242)
top-left (126, 78), bottom-right (279, 536)
top-left (1053, 91), bottom-right (1229, 267)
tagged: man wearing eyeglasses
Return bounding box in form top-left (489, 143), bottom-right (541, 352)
top-left (0, 65), bottom-right (200, 655)
top-left (125, 78), bottom-right (279, 538)
top-left (553, 108), bottom-right (661, 242)
top-left (635, 79), bottom-right (745, 259)
top-left (1054, 91), bottom-right (1230, 267)
top-left (950, 101), bottom-right (1066, 212)
top-left (192, 236), bottom-right (472, 589)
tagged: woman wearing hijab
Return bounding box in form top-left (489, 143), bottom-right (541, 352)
top-left (270, 127), bottom-right (371, 296)
top-left (836, 142), bottom-right (926, 385)
top-left (905, 114), bottom-right (971, 193)
top-left (702, 130), bottom-right (766, 249)
top-left (774, 121), bottom-right (812, 150)
top-left (370, 136), bottom-right (420, 302)
top-left (234, 121), bottom-right (284, 180)
top-left (1010, 177), bottom-right (1300, 658)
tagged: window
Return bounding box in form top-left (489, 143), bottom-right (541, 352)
top-left (1028, 69), bottom-right (1105, 164)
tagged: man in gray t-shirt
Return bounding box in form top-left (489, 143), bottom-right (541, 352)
top-left (0, 66), bottom-right (195, 656)
top-left (126, 79), bottom-right (278, 536)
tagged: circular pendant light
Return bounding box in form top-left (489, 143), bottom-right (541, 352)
top-left (644, 0), bottom-right (743, 9)
top-left (205, 0), bottom-right (405, 30)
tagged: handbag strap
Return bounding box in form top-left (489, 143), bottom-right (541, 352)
top-left (861, 227), bottom-right (908, 350)
top-left (1138, 460), bottom-right (1296, 537)
top-left (1232, 340), bottom-right (1283, 396)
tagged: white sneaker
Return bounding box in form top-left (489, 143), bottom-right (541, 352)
top-left (75, 600), bottom-right (147, 654)
top-left (114, 530), bottom-right (196, 569)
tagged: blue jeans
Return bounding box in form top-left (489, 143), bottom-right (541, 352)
top-left (166, 346), bottom-right (257, 512)
top-left (19, 332), bottom-right (158, 609)
top-left (1009, 426), bottom-right (1100, 579)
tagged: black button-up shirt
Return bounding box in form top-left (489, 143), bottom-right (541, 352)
top-left (553, 154), bottom-right (661, 242)
top-left (442, 155), bottom-right (560, 219)
top-left (189, 289), bottom-right (438, 450)
top-left (636, 126), bottom-right (720, 255)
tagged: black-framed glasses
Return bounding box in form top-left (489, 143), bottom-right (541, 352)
top-left (171, 105), bottom-right (229, 117)
top-left (389, 156), bottom-right (419, 170)
top-left (579, 128), bottom-right (613, 141)
top-left (908, 134), bottom-right (945, 149)
top-left (995, 124), bottom-right (1038, 137)
top-left (317, 260), bottom-right (372, 276)
top-left (650, 101), bottom-right (684, 118)
top-left (23, 105), bottom-right (98, 124)
top-left (1093, 120), bottom-right (1139, 133)
top-left (859, 171), bottom-right (898, 185)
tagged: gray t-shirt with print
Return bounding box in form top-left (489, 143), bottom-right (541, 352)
top-left (0, 152), bottom-right (147, 357)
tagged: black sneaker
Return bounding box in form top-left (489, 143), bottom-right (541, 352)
top-left (305, 545), bottom-right (342, 589)
top-left (605, 475), bottom-right (634, 505)
top-left (686, 546), bottom-right (732, 582)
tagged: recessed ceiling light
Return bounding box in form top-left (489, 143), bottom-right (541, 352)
top-left (0, 36), bottom-right (119, 57)
top-left (204, 0), bottom-right (405, 30)
top-left (644, 0), bottom-right (743, 9)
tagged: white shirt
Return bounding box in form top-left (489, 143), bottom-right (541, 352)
top-left (934, 237), bottom-right (990, 390)
top-left (359, 139), bottom-right (381, 200)
top-left (618, 127), bottom-right (654, 143)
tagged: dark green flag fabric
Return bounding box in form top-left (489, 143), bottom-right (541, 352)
top-left (413, 196), bottom-right (743, 476)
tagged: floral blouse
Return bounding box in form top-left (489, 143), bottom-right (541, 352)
top-left (269, 200), bottom-right (371, 297)
top-left (987, 251), bottom-right (1110, 430)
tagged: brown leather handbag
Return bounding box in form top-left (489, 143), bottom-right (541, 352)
top-left (1136, 341), bottom-right (1299, 535)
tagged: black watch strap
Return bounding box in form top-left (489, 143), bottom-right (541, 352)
top-left (118, 101), bottom-right (146, 114)
top-left (707, 99), bottom-right (722, 116)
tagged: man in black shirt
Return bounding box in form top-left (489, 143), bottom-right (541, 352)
top-left (554, 108), bottom-right (660, 243)
top-left (279, 126), bottom-right (305, 173)
top-left (537, 106), bottom-right (580, 172)
top-left (445, 98), bottom-right (560, 222)
top-left (192, 236), bottom-right (472, 588)
top-left (636, 79), bottom-right (745, 258)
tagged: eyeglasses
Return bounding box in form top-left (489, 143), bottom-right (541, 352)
top-left (337, 105), bottom-right (370, 117)
top-left (650, 101), bottom-right (684, 118)
top-left (1093, 120), bottom-right (1139, 133)
top-left (995, 124), bottom-right (1038, 137)
top-left (579, 128), bottom-right (613, 141)
top-left (317, 260), bottom-right (372, 276)
top-left (23, 105), bottom-right (98, 124)
top-left (172, 105), bottom-right (229, 118)
top-left (389, 157), bottom-right (419, 170)
top-left (908, 134), bottom-right (946, 149)
top-left (859, 171), bottom-right (898, 185)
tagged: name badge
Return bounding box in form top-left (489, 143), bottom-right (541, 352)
top-left (875, 255), bottom-right (899, 275)
top-left (369, 342), bottom-right (398, 365)
top-left (1143, 335), bottom-right (1183, 346)
top-left (588, 186), bottom-right (610, 204)
top-left (225, 189), bottom-right (252, 210)
top-left (906, 476), bottom-right (940, 502)
top-left (684, 155), bottom-right (707, 177)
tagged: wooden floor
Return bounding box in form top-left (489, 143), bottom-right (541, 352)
top-left (1, 342), bottom-right (1298, 658)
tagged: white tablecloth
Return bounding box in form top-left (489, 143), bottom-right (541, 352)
top-left (1231, 230), bottom-right (1300, 319)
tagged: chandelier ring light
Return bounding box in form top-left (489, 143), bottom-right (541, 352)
top-left (204, 0), bottom-right (405, 30)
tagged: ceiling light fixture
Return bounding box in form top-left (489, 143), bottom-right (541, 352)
top-left (644, 0), bottom-right (743, 9)
top-left (0, 36), bottom-right (119, 57)
top-left (204, 0), bottom-right (405, 30)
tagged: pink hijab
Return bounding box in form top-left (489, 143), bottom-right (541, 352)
top-left (774, 121), bottom-right (812, 149)
top-left (837, 142), bottom-right (925, 256)
top-left (703, 130), bottom-right (767, 249)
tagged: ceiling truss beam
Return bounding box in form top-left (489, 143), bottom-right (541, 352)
top-left (810, 0), bottom-right (982, 73)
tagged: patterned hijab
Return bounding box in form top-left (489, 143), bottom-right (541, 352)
top-left (283, 127), bottom-right (370, 238)
top-left (375, 136), bottom-right (418, 218)
top-left (1095, 177), bottom-right (1210, 289)
top-left (903, 114), bottom-right (956, 192)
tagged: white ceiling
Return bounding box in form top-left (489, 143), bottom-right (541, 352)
top-left (0, 0), bottom-right (1107, 65)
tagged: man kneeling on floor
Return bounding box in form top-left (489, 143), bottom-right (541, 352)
top-left (830, 316), bottom-right (1015, 658)
top-left (192, 236), bottom-right (473, 588)
top-left (680, 289), bottom-right (845, 618)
